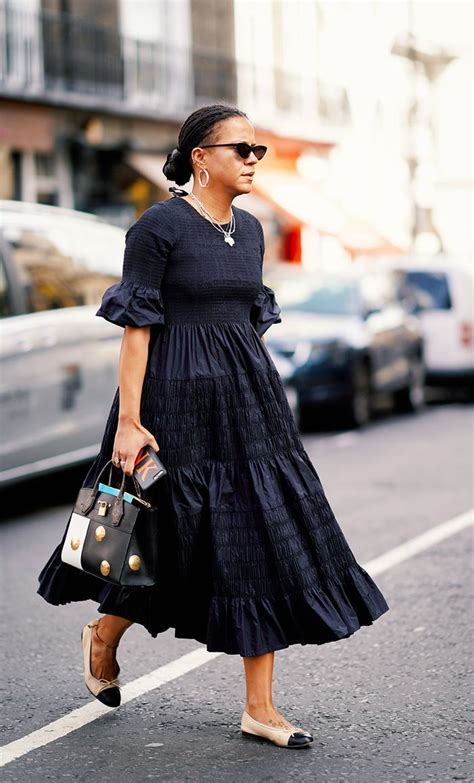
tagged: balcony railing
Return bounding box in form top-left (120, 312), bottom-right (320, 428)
top-left (0, 1), bottom-right (349, 128)
top-left (0, 2), bottom-right (197, 116)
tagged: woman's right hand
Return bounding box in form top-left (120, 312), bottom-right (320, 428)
top-left (112, 419), bottom-right (160, 476)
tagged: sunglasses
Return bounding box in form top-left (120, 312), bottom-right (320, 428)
top-left (199, 143), bottom-right (268, 161)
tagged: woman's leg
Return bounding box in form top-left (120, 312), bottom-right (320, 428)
top-left (90, 614), bottom-right (133, 680)
top-left (243, 652), bottom-right (294, 729)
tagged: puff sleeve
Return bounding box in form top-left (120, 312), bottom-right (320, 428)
top-left (95, 205), bottom-right (174, 328)
top-left (249, 218), bottom-right (282, 337)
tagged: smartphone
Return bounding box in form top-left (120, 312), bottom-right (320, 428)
top-left (133, 444), bottom-right (167, 490)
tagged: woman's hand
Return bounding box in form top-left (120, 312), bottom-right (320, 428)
top-left (112, 418), bottom-right (160, 476)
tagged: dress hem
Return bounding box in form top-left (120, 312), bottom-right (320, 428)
top-left (36, 586), bottom-right (388, 658)
top-left (36, 553), bottom-right (389, 658)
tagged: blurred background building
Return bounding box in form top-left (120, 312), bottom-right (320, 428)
top-left (0, 0), bottom-right (472, 269)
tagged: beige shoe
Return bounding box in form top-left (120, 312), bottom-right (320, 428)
top-left (81, 619), bottom-right (121, 707)
top-left (241, 709), bottom-right (313, 749)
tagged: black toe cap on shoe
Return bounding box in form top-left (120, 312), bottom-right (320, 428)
top-left (288, 732), bottom-right (312, 748)
top-left (97, 687), bottom-right (121, 708)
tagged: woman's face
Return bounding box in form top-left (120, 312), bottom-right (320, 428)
top-left (191, 116), bottom-right (262, 196)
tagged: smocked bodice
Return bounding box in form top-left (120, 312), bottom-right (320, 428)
top-left (95, 194), bottom-right (281, 336)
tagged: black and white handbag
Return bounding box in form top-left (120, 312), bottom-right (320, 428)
top-left (60, 459), bottom-right (159, 587)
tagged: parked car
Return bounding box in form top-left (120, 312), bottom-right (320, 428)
top-left (264, 265), bottom-right (426, 431)
top-left (0, 201), bottom-right (126, 487)
top-left (359, 255), bottom-right (474, 394)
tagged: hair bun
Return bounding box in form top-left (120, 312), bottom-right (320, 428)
top-left (164, 147), bottom-right (180, 164)
top-left (163, 144), bottom-right (191, 185)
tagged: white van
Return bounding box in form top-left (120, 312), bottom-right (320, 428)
top-left (358, 255), bottom-right (473, 390)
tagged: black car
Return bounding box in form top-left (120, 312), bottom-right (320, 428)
top-left (264, 267), bottom-right (425, 430)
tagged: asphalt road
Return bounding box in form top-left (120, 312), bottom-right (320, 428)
top-left (1, 398), bottom-right (473, 782)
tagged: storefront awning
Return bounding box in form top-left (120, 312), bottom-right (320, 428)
top-left (126, 152), bottom-right (171, 192)
top-left (253, 170), bottom-right (342, 234)
top-left (253, 170), bottom-right (405, 256)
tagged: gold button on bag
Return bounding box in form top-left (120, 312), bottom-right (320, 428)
top-left (100, 560), bottom-right (111, 577)
top-left (61, 458), bottom-right (159, 587)
top-left (128, 555), bottom-right (141, 571)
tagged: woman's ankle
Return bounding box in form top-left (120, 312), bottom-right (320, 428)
top-left (96, 616), bottom-right (133, 647)
top-left (245, 699), bottom-right (274, 714)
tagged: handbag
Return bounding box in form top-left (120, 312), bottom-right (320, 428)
top-left (60, 459), bottom-right (159, 587)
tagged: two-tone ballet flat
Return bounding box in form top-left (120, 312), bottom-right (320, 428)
top-left (81, 619), bottom-right (121, 708)
top-left (241, 710), bottom-right (313, 749)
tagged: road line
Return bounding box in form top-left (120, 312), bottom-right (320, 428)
top-left (0, 649), bottom-right (221, 768)
top-left (363, 508), bottom-right (473, 576)
top-left (1, 508), bottom-right (473, 768)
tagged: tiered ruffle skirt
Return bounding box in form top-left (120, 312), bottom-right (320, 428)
top-left (37, 321), bottom-right (389, 656)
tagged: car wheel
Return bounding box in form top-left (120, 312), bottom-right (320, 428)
top-left (339, 362), bottom-right (372, 429)
top-left (393, 357), bottom-right (426, 413)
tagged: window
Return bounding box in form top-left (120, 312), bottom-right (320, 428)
top-left (402, 271), bottom-right (452, 311)
top-left (2, 217), bottom-right (123, 315)
top-left (278, 279), bottom-right (361, 316)
top-left (0, 255), bottom-right (13, 318)
top-left (33, 152), bottom-right (60, 206)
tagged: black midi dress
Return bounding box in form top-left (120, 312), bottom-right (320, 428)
top-left (37, 192), bottom-right (389, 657)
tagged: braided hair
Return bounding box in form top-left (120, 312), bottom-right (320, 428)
top-left (162, 103), bottom-right (248, 186)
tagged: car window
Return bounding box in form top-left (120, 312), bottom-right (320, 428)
top-left (402, 271), bottom-right (452, 311)
top-left (8, 228), bottom-right (85, 312)
top-left (2, 220), bottom-right (123, 315)
top-left (0, 255), bottom-right (13, 318)
top-left (277, 280), bottom-right (361, 315)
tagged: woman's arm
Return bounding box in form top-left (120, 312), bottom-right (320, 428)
top-left (112, 325), bottom-right (160, 476)
top-left (95, 205), bottom-right (176, 476)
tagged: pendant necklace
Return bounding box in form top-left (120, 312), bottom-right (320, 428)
top-left (187, 191), bottom-right (236, 246)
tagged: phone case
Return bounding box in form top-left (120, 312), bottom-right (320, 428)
top-left (133, 444), bottom-right (167, 490)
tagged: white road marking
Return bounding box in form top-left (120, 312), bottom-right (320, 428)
top-left (363, 508), bottom-right (473, 576)
top-left (0, 649), bottom-right (221, 768)
top-left (1, 508), bottom-right (473, 768)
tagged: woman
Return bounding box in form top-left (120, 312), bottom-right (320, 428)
top-left (37, 103), bottom-right (389, 750)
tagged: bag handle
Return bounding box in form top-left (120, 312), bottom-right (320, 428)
top-left (108, 462), bottom-right (143, 526)
top-left (79, 457), bottom-right (143, 521)
top-left (107, 460), bottom-right (143, 498)
top-left (91, 458), bottom-right (142, 497)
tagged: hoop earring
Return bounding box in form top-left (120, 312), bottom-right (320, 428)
top-left (198, 168), bottom-right (209, 188)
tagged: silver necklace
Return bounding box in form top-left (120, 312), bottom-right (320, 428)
top-left (187, 192), bottom-right (236, 246)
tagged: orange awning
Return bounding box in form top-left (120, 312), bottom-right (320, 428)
top-left (253, 170), bottom-right (405, 257)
